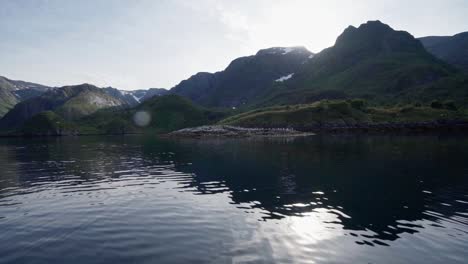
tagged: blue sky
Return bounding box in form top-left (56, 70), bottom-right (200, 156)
top-left (0, 0), bottom-right (467, 90)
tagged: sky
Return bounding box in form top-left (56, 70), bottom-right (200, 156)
top-left (0, 0), bottom-right (467, 90)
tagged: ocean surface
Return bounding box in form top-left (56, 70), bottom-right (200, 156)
top-left (0, 135), bottom-right (467, 263)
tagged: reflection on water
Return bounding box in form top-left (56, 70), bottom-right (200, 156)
top-left (0, 135), bottom-right (467, 263)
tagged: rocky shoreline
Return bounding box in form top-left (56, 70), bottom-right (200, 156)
top-left (168, 121), bottom-right (468, 138)
top-left (167, 125), bottom-right (315, 138)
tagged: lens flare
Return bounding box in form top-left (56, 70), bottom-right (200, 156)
top-left (133, 111), bottom-right (151, 127)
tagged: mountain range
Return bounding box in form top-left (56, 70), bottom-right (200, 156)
top-left (0, 77), bottom-right (168, 120)
top-left (0, 20), bottom-right (467, 135)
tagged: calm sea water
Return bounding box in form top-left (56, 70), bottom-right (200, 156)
top-left (0, 135), bottom-right (467, 264)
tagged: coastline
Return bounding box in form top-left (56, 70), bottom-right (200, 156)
top-left (1, 120), bottom-right (467, 138)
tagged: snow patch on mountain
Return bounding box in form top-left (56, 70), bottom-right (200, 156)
top-left (90, 95), bottom-right (119, 107)
top-left (275, 73), bottom-right (294, 82)
top-left (120, 90), bottom-right (130, 95)
top-left (258, 47), bottom-right (307, 56)
top-left (131, 94), bottom-right (141, 103)
top-left (117, 89), bottom-right (143, 103)
top-left (282, 47), bottom-right (295, 55)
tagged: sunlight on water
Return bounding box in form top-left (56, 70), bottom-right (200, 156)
top-left (288, 209), bottom-right (344, 244)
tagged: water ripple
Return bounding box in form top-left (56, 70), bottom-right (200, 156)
top-left (0, 135), bottom-right (467, 263)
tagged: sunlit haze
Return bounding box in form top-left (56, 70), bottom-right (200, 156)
top-left (0, 0), bottom-right (467, 90)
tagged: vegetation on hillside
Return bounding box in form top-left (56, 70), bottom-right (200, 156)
top-left (21, 111), bottom-right (77, 136)
top-left (220, 99), bottom-right (467, 129)
top-left (77, 95), bottom-right (229, 134)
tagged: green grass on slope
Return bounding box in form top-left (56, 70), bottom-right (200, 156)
top-left (220, 99), bottom-right (467, 128)
top-left (54, 90), bottom-right (124, 121)
top-left (21, 111), bottom-right (77, 136)
top-left (0, 88), bottom-right (18, 117)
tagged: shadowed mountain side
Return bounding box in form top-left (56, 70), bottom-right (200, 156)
top-left (420, 32), bottom-right (468, 72)
top-left (170, 46), bottom-right (313, 108)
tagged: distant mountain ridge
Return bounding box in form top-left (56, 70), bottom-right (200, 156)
top-left (419, 32), bottom-right (468, 72)
top-left (0, 74), bottom-right (168, 120)
top-left (0, 76), bottom-right (54, 117)
top-left (103, 87), bottom-right (167, 106)
top-left (0, 84), bottom-right (126, 129)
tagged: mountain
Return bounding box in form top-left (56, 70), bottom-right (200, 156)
top-left (103, 87), bottom-right (168, 107)
top-left (103, 87), bottom-right (141, 106)
top-left (140, 88), bottom-right (169, 101)
top-left (0, 76), bottom-right (53, 117)
top-left (0, 84), bottom-right (126, 129)
top-left (419, 32), bottom-right (468, 72)
top-left (260, 21), bottom-right (466, 106)
top-left (170, 46), bottom-right (314, 108)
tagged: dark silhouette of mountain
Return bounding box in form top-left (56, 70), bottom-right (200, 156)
top-left (419, 32), bottom-right (468, 72)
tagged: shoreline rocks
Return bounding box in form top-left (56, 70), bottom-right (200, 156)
top-left (167, 125), bottom-right (314, 138)
top-left (168, 121), bottom-right (468, 138)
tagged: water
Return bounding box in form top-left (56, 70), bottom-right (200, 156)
top-left (0, 135), bottom-right (467, 263)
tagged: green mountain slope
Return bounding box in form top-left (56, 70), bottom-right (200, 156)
top-left (21, 111), bottom-right (77, 136)
top-left (0, 86), bottom-right (18, 117)
top-left (257, 21), bottom-right (468, 107)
